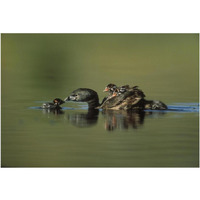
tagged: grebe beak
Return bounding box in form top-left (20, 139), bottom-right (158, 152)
top-left (112, 92), bottom-right (117, 97)
top-left (64, 95), bottom-right (77, 101)
top-left (64, 97), bottom-right (70, 101)
top-left (103, 87), bottom-right (109, 92)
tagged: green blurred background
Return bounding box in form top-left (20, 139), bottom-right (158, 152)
top-left (2, 34), bottom-right (199, 102)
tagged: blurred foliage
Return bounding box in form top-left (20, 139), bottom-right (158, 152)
top-left (2, 33), bottom-right (199, 102)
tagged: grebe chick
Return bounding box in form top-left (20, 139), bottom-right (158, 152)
top-left (103, 83), bottom-right (118, 95)
top-left (42, 98), bottom-right (65, 109)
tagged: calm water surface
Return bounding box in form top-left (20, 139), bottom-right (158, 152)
top-left (1, 34), bottom-right (199, 167)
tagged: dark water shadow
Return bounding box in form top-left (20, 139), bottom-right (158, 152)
top-left (67, 109), bottom-right (99, 127)
top-left (101, 110), bottom-right (146, 131)
top-left (67, 109), bottom-right (166, 131)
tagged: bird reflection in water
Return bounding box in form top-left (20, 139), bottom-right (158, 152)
top-left (102, 110), bottom-right (145, 131)
top-left (42, 108), bottom-right (65, 115)
top-left (67, 109), bottom-right (99, 127)
top-left (40, 107), bottom-right (166, 131)
top-left (67, 109), bottom-right (166, 131)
